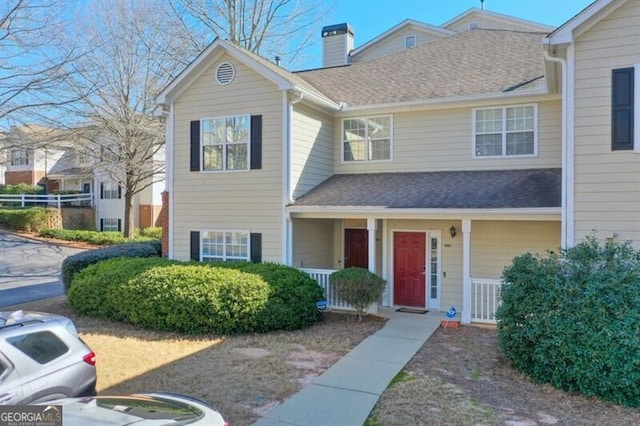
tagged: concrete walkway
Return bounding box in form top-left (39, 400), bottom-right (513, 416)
top-left (254, 309), bottom-right (443, 426)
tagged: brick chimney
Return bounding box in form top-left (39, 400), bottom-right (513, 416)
top-left (322, 23), bottom-right (354, 67)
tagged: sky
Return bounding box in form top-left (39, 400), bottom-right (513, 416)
top-left (298, 0), bottom-right (595, 70)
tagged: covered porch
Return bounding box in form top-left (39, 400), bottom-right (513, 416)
top-left (286, 169), bottom-right (562, 325)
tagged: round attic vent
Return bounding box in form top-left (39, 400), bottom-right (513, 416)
top-left (216, 62), bottom-right (235, 85)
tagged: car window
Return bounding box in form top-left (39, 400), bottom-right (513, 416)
top-left (0, 361), bottom-right (6, 378)
top-left (7, 331), bottom-right (69, 364)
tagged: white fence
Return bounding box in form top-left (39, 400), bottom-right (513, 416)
top-left (300, 268), bottom-right (354, 311)
top-left (471, 278), bottom-right (502, 324)
top-left (0, 193), bottom-right (93, 208)
top-left (301, 268), bottom-right (502, 322)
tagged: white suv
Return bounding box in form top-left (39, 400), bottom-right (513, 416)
top-left (0, 310), bottom-right (97, 405)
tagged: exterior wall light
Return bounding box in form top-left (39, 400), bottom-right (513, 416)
top-left (449, 225), bottom-right (457, 238)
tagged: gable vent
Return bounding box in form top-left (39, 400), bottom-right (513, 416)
top-left (216, 62), bottom-right (235, 85)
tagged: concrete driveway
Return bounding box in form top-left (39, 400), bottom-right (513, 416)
top-left (0, 231), bottom-right (85, 308)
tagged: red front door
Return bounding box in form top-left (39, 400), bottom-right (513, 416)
top-left (393, 232), bottom-right (426, 307)
top-left (344, 229), bottom-right (368, 269)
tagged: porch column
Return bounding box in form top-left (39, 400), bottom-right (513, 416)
top-left (367, 218), bottom-right (377, 274)
top-left (462, 219), bottom-right (472, 324)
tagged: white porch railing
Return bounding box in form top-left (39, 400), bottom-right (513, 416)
top-left (471, 278), bottom-right (502, 324)
top-left (300, 268), bottom-right (354, 311)
top-left (0, 193), bottom-right (93, 208)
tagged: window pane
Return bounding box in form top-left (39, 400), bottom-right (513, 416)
top-left (226, 144), bottom-right (248, 170)
top-left (369, 139), bottom-right (390, 160)
top-left (343, 119), bottom-right (366, 140)
top-left (344, 140), bottom-right (365, 161)
top-left (227, 116), bottom-right (249, 143)
top-left (226, 232), bottom-right (248, 258)
top-left (475, 134), bottom-right (502, 156)
top-left (8, 331), bottom-right (68, 364)
top-left (203, 231), bottom-right (224, 258)
top-left (476, 109), bottom-right (502, 133)
top-left (368, 117), bottom-right (391, 139)
top-left (506, 132), bottom-right (534, 155)
top-left (203, 145), bottom-right (223, 171)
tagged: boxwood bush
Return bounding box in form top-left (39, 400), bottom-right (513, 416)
top-left (0, 207), bottom-right (50, 231)
top-left (67, 259), bottom-right (325, 334)
top-left (40, 228), bottom-right (157, 245)
top-left (68, 258), bottom-right (270, 334)
top-left (497, 236), bottom-right (640, 407)
top-left (329, 268), bottom-right (385, 320)
top-left (215, 262), bottom-right (325, 331)
top-left (61, 241), bottom-right (161, 292)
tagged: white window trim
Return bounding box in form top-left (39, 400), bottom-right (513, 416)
top-left (201, 230), bottom-right (250, 262)
top-left (200, 114), bottom-right (251, 173)
top-left (404, 35), bottom-right (416, 49)
top-left (102, 218), bottom-right (120, 232)
top-left (341, 115), bottom-right (394, 163)
top-left (101, 181), bottom-right (120, 199)
top-left (472, 103), bottom-right (538, 159)
top-left (10, 148), bottom-right (29, 166)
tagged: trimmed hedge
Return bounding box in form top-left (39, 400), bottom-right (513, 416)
top-left (40, 228), bottom-right (157, 246)
top-left (68, 258), bottom-right (270, 334)
top-left (214, 262), bottom-right (324, 331)
top-left (0, 207), bottom-right (50, 232)
top-left (497, 237), bottom-right (640, 407)
top-left (61, 241), bottom-right (161, 292)
top-left (66, 259), bottom-right (325, 334)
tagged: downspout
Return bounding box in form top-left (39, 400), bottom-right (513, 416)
top-left (282, 91), bottom-right (304, 265)
top-left (543, 45), bottom-right (569, 249)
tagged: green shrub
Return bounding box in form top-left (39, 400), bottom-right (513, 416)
top-left (39, 228), bottom-right (157, 245)
top-left (0, 207), bottom-right (50, 231)
top-left (330, 268), bottom-right (386, 320)
top-left (68, 258), bottom-right (271, 334)
top-left (0, 183), bottom-right (44, 195)
top-left (137, 226), bottom-right (162, 239)
top-left (497, 236), bottom-right (640, 407)
top-left (61, 240), bottom-right (161, 292)
top-left (205, 262), bottom-right (324, 330)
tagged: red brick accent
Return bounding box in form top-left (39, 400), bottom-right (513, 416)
top-left (160, 191), bottom-right (169, 257)
top-left (5, 170), bottom-right (37, 185)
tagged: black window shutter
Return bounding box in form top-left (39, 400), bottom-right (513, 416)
top-left (117, 219), bottom-right (122, 232)
top-left (100, 183), bottom-right (104, 199)
top-left (250, 115), bottom-right (262, 170)
top-left (100, 219), bottom-right (104, 231)
top-left (117, 186), bottom-right (122, 199)
top-left (250, 233), bottom-right (262, 263)
top-left (612, 67), bottom-right (634, 150)
top-left (190, 231), bottom-right (200, 261)
top-left (190, 120), bottom-right (201, 171)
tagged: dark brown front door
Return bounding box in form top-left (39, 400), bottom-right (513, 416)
top-left (393, 232), bottom-right (426, 307)
top-left (344, 228), bottom-right (368, 268)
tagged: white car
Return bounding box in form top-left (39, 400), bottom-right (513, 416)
top-left (36, 392), bottom-right (228, 425)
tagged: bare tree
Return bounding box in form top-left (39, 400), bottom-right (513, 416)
top-left (167, 0), bottom-right (328, 67)
top-left (0, 0), bottom-right (80, 129)
top-left (58, 0), bottom-right (191, 238)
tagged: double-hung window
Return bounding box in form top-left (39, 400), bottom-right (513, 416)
top-left (100, 181), bottom-right (120, 199)
top-left (202, 115), bottom-right (249, 171)
top-left (343, 116), bottom-right (392, 162)
top-left (10, 149), bottom-right (29, 166)
top-left (202, 231), bottom-right (249, 262)
top-left (100, 218), bottom-right (121, 232)
top-left (474, 104), bottom-right (537, 157)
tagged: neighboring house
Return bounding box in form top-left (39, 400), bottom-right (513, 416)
top-left (1, 126), bottom-right (164, 232)
top-left (155, 2), bottom-right (633, 324)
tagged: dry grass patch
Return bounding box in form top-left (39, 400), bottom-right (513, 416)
top-left (12, 297), bottom-right (385, 425)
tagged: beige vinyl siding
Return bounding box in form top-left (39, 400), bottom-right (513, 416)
top-left (572, 0), bottom-right (640, 246)
top-left (291, 103), bottom-right (334, 198)
top-left (323, 34), bottom-right (353, 68)
top-left (470, 221), bottom-right (561, 278)
top-left (351, 27), bottom-right (444, 63)
top-left (292, 219), bottom-right (334, 269)
top-left (171, 53), bottom-right (284, 261)
top-left (335, 99), bottom-right (561, 174)
top-left (386, 220), bottom-right (462, 311)
top-left (445, 15), bottom-right (548, 33)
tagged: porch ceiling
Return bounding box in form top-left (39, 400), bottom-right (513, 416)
top-left (289, 168), bottom-right (561, 213)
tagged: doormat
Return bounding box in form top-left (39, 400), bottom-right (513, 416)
top-left (396, 308), bottom-right (428, 314)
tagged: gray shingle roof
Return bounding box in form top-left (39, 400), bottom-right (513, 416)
top-left (295, 29), bottom-right (547, 106)
top-left (291, 169), bottom-right (561, 209)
